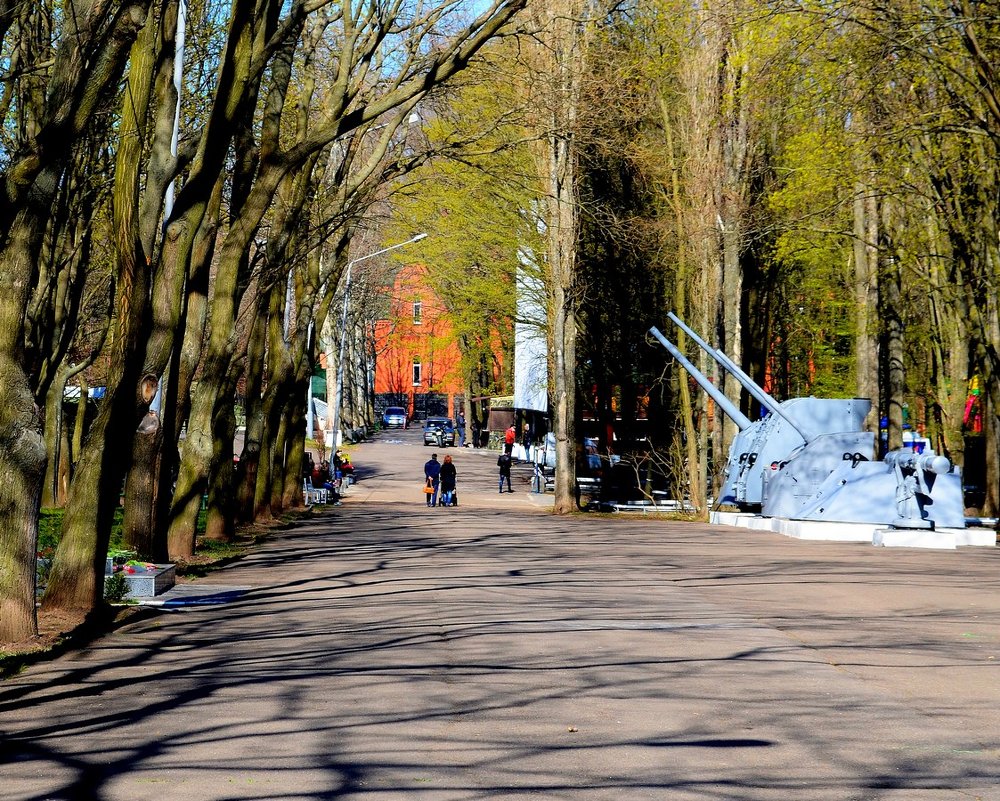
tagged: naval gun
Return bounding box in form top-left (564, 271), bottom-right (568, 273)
top-left (650, 316), bottom-right (965, 530)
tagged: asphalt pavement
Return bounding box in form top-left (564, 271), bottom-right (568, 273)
top-left (2, 427), bottom-right (1000, 800)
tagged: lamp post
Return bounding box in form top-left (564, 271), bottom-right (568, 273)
top-left (329, 232), bottom-right (427, 446)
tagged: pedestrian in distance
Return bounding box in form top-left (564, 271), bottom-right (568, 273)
top-left (497, 451), bottom-right (513, 493)
top-left (439, 454), bottom-right (457, 507)
top-left (504, 424), bottom-right (516, 456)
top-left (457, 412), bottom-right (467, 447)
top-left (424, 452), bottom-right (442, 507)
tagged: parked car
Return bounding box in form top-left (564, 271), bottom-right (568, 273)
top-left (423, 417), bottom-right (456, 447)
top-left (382, 406), bottom-right (408, 429)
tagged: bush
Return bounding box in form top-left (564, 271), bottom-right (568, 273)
top-left (103, 570), bottom-right (131, 603)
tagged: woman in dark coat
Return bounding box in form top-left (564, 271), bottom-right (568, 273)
top-left (439, 454), bottom-right (457, 507)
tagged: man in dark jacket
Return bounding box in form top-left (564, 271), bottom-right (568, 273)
top-left (424, 453), bottom-right (441, 507)
top-left (497, 452), bottom-right (513, 493)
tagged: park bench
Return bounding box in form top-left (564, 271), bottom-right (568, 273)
top-left (303, 477), bottom-right (328, 505)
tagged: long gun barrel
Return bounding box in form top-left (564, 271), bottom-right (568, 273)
top-left (649, 326), bottom-right (753, 431)
top-left (667, 312), bottom-right (811, 443)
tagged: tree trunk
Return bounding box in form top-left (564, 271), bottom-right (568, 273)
top-left (269, 407), bottom-right (291, 515)
top-left (879, 250), bottom-right (905, 453)
top-left (72, 377), bottom-right (89, 470)
top-left (41, 371), bottom-right (67, 508)
top-left (0, 355), bottom-right (45, 641)
top-left (853, 185), bottom-right (880, 426)
top-left (282, 390), bottom-right (308, 511)
top-left (43, 372), bottom-right (159, 613)
top-left (985, 391), bottom-right (1000, 517)
top-left (526, 0), bottom-right (589, 515)
top-left (716, 20), bottom-right (749, 464)
top-left (660, 99), bottom-right (706, 515)
top-left (204, 374), bottom-right (239, 542)
top-left (123, 417), bottom-right (162, 559)
top-left (236, 296), bottom-right (268, 521)
top-left (167, 371), bottom-right (219, 557)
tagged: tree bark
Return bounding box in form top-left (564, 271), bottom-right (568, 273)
top-left (660, 96), bottom-right (706, 515)
top-left (852, 185), bottom-right (879, 421)
top-left (526, 0), bottom-right (590, 515)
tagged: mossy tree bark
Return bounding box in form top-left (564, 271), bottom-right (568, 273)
top-left (1, 0), bottom-right (154, 634)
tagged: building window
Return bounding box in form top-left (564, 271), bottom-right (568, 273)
top-left (412, 361), bottom-right (422, 386)
top-left (413, 299), bottom-right (422, 324)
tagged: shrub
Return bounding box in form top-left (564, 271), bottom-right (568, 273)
top-left (103, 570), bottom-right (131, 603)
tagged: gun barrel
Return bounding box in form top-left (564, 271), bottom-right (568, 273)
top-left (885, 449), bottom-right (951, 474)
top-left (649, 326), bottom-right (752, 431)
top-left (667, 312), bottom-right (810, 443)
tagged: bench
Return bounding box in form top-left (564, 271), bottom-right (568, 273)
top-left (303, 478), bottom-right (328, 504)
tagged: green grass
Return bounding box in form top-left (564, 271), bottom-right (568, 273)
top-left (38, 507), bottom-right (207, 557)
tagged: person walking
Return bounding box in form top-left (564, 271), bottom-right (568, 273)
top-left (497, 451), bottom-right (513, 493)
top-left (457, 412), bottom-right (467, 447)
top-left (424, 452), bottom-right (442, 507)
top-left (439, 454), bottom-right (457, 507)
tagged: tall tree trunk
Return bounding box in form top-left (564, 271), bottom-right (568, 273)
top-left (716, 19), bottom-right (749, 463)
top-left (43, 372), bottom-right (159, 613)
top-left (204, 371), bottom-right (239, 541)
top-left (282, 386), bottom-right (308, 510)
top-left (879, 247), bottom-right (905, 453)
top-left (72, 377), bottom-right (89, 470)
top-left (269, 405), bottom-right (291, 515)
top-left (0, 350), bottom-right (45, 640)
top-left (41, 372), bottom-right (67, 508)
top-left (660, 97), bottom-right (706, 515)
top-left (237, 295), bottom-right (268, 521)
top-left (123, 418), bottom-right (162, 559)
top-left (985, 391), bottom-right (1000, 517)
top-left (853, 185), bottom-right (880, 427)
top-left (527, 0), bottom-right (589, 515)
top-left (256, 284), bottom-right (294, 520)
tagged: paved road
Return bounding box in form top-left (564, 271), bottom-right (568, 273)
top-left (2, 429), bottom-right (1000, 800)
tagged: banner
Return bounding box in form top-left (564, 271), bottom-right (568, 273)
top-left (514, 261), bottom-right (548, 412)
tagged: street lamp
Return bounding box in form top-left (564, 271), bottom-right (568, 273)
top-left (329, 232), bottom-right (427, 446)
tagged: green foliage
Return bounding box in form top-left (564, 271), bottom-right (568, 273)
top-left (387, 47), bottom-right (546, 397)
top-left (103, 571), bottom-right (131, 603)
top-left (38, 507), bottom-right (207, 558)
top-left (37, 510), bottom-right (63, 557)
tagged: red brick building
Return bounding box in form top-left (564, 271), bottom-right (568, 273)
top-left (374, 263), bottom-right (465, 419)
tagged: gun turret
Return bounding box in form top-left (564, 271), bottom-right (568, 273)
top-left (648, 326), bottom-right (752, 430)
top-left (649, 316), bottom-right (965, 531)
top-left (651, 317), bottom-right (871, 509)
top-left (667, 312), bottom-right (811, 444)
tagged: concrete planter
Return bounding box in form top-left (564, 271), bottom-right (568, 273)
top-left (105, 563), bottom-right (176, 597)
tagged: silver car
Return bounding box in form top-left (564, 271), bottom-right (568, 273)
top-left (423, 417), bottom-right (456, 447)
top-left (382, 406), bottom-right (408, 428)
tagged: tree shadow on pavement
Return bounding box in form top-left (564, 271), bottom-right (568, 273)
top-left (2, 504), bottom-right (999, 800)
